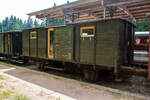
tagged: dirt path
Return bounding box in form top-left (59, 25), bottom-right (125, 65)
top-left (0, 63), bottom-right (149, 100)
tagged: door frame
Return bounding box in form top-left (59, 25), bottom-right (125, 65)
top-left (48, 28), bottom-right (54, 58)
top-left (8, 33), bottom-right (11, 54)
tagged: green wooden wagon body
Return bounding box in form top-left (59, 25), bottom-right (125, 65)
top-left (22, 18), bottom-right (135, 73)
top-left (0, 33), bottom-right (4, 54)
top-left (0, 31), bottom-right (22, 56)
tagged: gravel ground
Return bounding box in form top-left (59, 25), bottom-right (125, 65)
top-left (0, 62), bottom-right (149, 100)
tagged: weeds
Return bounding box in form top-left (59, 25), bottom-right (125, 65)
top-left (0, 82), bottom-right (3, 88)
top-left (39, 90), bottom-right (45, 96)
top-left (15, 94), bottom-right (30, 100)
top-left (0, 74), bottom-right (6, 80)
top-left (0, 90), bottom-right (13, 100)
top-left (0, 90), bottom-right (30, 100)
top-left (0, 62), bottom-right (15, 68)
top-left (2, 90), bottom-right (13, 97)
top-left (114, 94), bottom-right (121, 99)
top-left (53, 76), bottom-right (61, 80)
top-left (58, 96), bottom-right (60, 100)
top-left (48, 95), bottom-right (53, 99)
top-left (80, 83), bottom-right (88, 87)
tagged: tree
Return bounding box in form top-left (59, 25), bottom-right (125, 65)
top-left (136, 23), bottom-right (149, 32)
top-left (136, 19), bottom-right (149, 32)
top-left (0, 15), bottom-right (149, 32)
top-left (40, 22), bottom-right (46, 27)
top-left (0, 23), bottom-right (2, 32)
top-left (0, 15), bottom-right (41, 32)
top-left (34, 19), bottom-right (39, 27)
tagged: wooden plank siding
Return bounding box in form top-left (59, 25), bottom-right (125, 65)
top-left (3, 33), bottom-right (8, 55)
top-left (29, 29), bottom-right (37, 58)
top-left (22, 18), bottom-right (134, 73)
top-left (0, 34), bottom-right (4, 54)
top-left (74, 19), bottom-right (134, 71)
top-left (22, 30), bottom-right (30, 57)
top-left (0, 32), bottom-right (22, 56)
top-left (37, 28), bottom-right (47, 59)
top-left (54, 26), bottom-right (74, 61)
top-left (96, 20), bottom-right (119, 68)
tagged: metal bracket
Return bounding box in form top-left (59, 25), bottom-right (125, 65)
top-left (106, 6), bottom-right (118, 18)
top-left (65, 12), bottom-right (80, 22)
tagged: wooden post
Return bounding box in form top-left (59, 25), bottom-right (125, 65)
top-left (148, 17), bottom-right (150, 80)
top-left (104, 7), bottom-right (106, 19)
top-left (64, 15), bottom-right (66, 25)
top-left (147, 13), bottom-right (150, 80)
top-left (101, 0), bottom-right (106, 19)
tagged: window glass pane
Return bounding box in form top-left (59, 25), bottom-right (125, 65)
top-left (30, 32), bottom-right (37, 39)
top-left (82, 29), bottom-right (94, 35)
top-left (80, 26), bottom-right (95, 37)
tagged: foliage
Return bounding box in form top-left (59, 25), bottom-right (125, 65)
top-left (136, 19), bottom-right (149, 32)
top-left (0, 16), bottom-right (149, 32)
top-left (0, 90), bottom-right (30, 100)
top-left (0, 15), bottom-right (45, 32)
top-left (0, 74), bottom-right (6, 80)
top-left (0, 61), bottom-right (15, 68)
top-left (0, 90), bottom-right (13, 100)
top-left (136, 23), bottom-right (149, 32)
top-left (15, 94), bottom-right (30, 100)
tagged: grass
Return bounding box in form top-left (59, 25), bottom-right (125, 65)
top-left (0, 90), bottom-right (13, 100)
top-left (48, 95), bottom-right (61, 100)
top-left (58, 96), bottom-right (61, 100)
top-left (0, 74), bottom-right (6, 80)
top-left (48, 95), bottom-right (54, 99)
top-left (114, 94), bottom-right (122, 99)
top-left (0, 62), bottom-right (15, 68)
top-left (0, 89), bottom-right (30, 100)
top-left (2, 90), bottom-right (13, 97)
top-left (0, 82), bottom-right (3, 88)
top-left (53, 76), bottom-right (61, 80)
top-left (0, 81), bottom-right (30, 100)
top-left (39, 90), bottom-right (45, 96)
top-left (80, 82), bottom-right (88, 87)
top-left (15, 94), bottom-right (31, 100)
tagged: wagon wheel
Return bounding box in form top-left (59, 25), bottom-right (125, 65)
top-left (90, 71), bottom-right (99, 82)
top-left (23, 58), bottom-right (29, 64)
top-left (83, 69), bottom-right (99, 82)
top-left (64, 66), bottom-right (76, 73)
top-left (37, 62), bottom-right (45, 71)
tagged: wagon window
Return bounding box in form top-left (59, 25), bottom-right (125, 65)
top-left (80, 26), bottom-right (95, 37)
top-left (30, 31), bottom-right (37, 39)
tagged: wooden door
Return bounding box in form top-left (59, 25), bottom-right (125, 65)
top-left (79, 26), bottom-right (95, 64)
top-left (48, 28), bottom-right (54, 58)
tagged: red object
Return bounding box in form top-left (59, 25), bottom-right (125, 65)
top-left (134, 36), bottom-right (149, 52)
top-left (149, 19), bottom-right (150, 80)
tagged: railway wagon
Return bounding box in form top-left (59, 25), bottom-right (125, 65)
top-left (22, 18), bottom-right (135, 81)
top-left (0, 31), bottom-right (22, 58)
top-left (134, 32), bottom-right (149, 52)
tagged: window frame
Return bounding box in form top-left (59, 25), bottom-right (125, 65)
top-left (48, 28), bottom-right (54, 58)
top-left (30, 31), bottom-right (37, 39)
top-left (80, 26), bottom-right (95, 37)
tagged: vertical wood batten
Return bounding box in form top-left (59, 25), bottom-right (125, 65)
top-left (148, 16), bottom-right (150, 80)
top-left (146, 13), bottom-right (150, 80)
